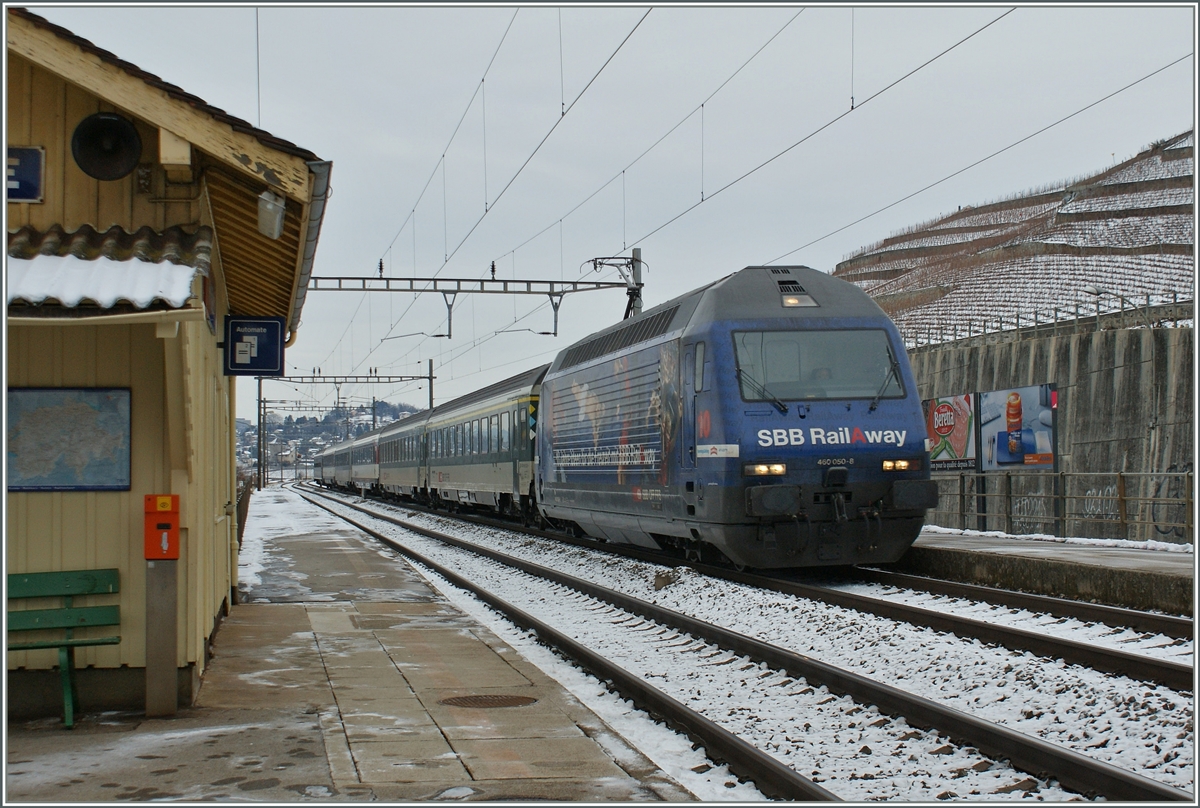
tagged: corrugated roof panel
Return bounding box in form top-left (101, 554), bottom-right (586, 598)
top-left (7, 253), bottom-right (197, 309)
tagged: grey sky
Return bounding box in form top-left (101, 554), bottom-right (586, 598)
top-left (21, 4), bottom-right (1198, 421)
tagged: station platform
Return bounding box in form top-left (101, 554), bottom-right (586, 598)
top-left (4, 488), bottom-right (693, 802)
top-left (886, 529), bottom-right (1194, 616)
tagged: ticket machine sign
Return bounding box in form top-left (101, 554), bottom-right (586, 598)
top-left (223, 316), bottom-right (285, 376)
top-left (143, 494), bottom-right (180, 560)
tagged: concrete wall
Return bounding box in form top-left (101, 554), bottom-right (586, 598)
top-left (909, 325), bottom-right (1193, 543)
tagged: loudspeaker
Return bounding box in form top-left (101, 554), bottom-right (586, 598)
top-left (71, 113), bottom-right (142, 181)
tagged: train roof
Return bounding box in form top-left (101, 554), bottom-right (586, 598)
top-left (691, 265), bottom-right (888, 322)
top-left (427, 363), bottom-right (550, 419)
top-left (547, 265), bottom-right (887, 375)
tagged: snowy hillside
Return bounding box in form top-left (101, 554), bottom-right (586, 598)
top-left (835, 131), bottom-right (1194, 346)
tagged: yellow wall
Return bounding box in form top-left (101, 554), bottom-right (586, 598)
top-left (6, 53), bottom-right (200, 234)
top-left (7, 55), bottom-right (238, 680)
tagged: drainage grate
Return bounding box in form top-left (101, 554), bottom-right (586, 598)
top-left (438, 694), bottom-right (538, 709)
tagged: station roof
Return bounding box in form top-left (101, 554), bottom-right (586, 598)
top-left (7, 224), bottom-right (210, 311)
top-left (6, 8), bottom-right (331, 342)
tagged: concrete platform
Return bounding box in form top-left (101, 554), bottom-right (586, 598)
top-left (5, 489), bottom-right (693, 802)
top-left (884, 530), bottom-right (1194, 616)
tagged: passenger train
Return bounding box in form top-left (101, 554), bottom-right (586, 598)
top-left (315, 265), bottom-right (939, 569)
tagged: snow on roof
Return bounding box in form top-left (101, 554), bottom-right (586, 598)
top-left (7, 252), bottom-right (198, 309)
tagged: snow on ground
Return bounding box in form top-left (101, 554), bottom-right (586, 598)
top-left (238, 485), bottom-right (765, 801)
top-left (356, 498), bottom-right (1194, 794)
top-left (315, 495), bottom-right (1079, 801)
top-left (922, 523), bottom-right (1193, 554)
top-left (244, 486), bottom-right (1196, 797)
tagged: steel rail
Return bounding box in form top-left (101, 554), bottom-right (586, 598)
top-left (299, 483), bottom-right (1193, 691)
top-left (301, 487), bottom-right (1192, 803)
top-left (852, 566), bottom-right (1194, 639)
top-left (740, 570), bottom-right (1194, 692)
top-left (297, 489), bottom-right (837, 802)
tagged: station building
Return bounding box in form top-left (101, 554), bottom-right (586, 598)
top-left (5, 8), bottom-right (331, 716)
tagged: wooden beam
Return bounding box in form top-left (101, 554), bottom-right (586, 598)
top-left (8, 13), bottom-right (312, 202)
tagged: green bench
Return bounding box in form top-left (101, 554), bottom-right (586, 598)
top-left (7, 569), bottom-right (121, 728)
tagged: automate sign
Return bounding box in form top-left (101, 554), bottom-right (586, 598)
top-left (223, 316), bottom-right (285, 376)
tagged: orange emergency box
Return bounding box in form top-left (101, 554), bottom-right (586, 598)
top-left (144, 495), bottom-right (180, 560)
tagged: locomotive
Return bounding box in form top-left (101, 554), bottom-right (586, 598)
top-left (315, 265), bottom-right (939, 569)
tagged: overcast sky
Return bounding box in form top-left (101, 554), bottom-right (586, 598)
top-left (22, 3), bottom-right (1198, 423)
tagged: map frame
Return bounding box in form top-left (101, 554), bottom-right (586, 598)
top-left (7, 387), bottom-right (132, 492)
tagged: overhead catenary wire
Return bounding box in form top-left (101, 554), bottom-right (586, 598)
top-left (341, 7), bottom-right (1179, 412)
top-left (354, 9), bottom-right (653, 390)
top-left (436, 7), bottom-right (653, 271)
top-left (367, 6), bottom-right (994, 399)
top-left (492, 8), bottom-right (806, 266)
top-left (386, 7), bottom-right (1180, 398)
top-left (764, 49), bottom-right (1195, 265)
top-left (323, 8), bottom-right (520, 375)
top-left (623, 7), bottom-right (1017, 253)
top-left (379, 8), bottom-right (520, 259)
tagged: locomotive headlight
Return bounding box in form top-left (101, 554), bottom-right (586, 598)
top-left (781, 293), bottom-right (817, 307)
top-left (745, 462), bottom-right (786, 476)
top-left (882, 459), bottom-right (919, 471)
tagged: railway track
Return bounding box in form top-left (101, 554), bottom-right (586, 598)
top-left (847, 567), bottom-right (1194, 640)
top-left (295, 487), bottom-right (835, 801)
top-left (303, 484), bottom-right (1193, 689)
top-left (298, 485), bottom-right (1193, 801)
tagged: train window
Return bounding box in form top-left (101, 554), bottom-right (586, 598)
top-left (490, 415), bottom-right (499, 455)
top-left (694, 342), bottom-right (706, 392)
top-left (475, 419), bottom-right (482, 455)
top-left (519, 407), bottom-right (528, 446)
top-left (501, 411), bottom-right (510, 453)
top-left (732, 329), bottom-right (904, 401)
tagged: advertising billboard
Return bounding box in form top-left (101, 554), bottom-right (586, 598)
top-left (923, 393), bottom-right (976, 471)
top-left (977, 383), bottom-right (1057, 471)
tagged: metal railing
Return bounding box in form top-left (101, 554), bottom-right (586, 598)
top-left (926, 470), bottom-right (1193, 544)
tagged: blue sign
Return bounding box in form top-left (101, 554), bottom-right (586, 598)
top-left (224, 316), bottom-right (285, 376)
top-left (7, 147), bottom-right (45, 203)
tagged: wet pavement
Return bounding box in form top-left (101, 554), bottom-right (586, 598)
top-left (5, 487), bottom-right (691, 802)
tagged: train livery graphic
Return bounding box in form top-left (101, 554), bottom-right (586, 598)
top-left (316, 266), bottom-right (939, 569)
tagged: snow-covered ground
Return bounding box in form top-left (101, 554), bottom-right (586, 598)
top-left (288, 487), bottom-right (1195, 798)
top-left (239, 485), bottom-right (767, 800)
top-left (922, 523), bottom-right (1193, 554)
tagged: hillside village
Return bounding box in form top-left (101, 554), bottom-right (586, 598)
top-left (237, 400), bottom-right (420, 480)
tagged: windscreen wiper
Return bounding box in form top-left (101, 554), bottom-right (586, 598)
top-left (869, 351), bottom-right (902, 412)
top-left (737, 367), bottom-right (788, 414)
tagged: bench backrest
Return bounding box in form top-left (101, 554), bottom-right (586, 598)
top-left (8, 605), bottom-right (121, 633)
top-left (8, 569), bottom-right (121, 634)
top-left (8, 569), bottom-right (120, 600)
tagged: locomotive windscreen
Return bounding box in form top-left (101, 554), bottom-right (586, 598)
top-left (732, 329), bottom-right (904, 402)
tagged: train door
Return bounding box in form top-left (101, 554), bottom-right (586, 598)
top-left (682, 343), bottom-right (698, 516)
top-left (692, 341), bottom-right (711, 510)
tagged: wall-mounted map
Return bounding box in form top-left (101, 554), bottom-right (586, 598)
top-left (7, 388), bottom-right (131, 491)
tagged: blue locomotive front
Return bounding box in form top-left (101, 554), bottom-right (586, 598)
top-left (536, 265), bottom-right (938, 569)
